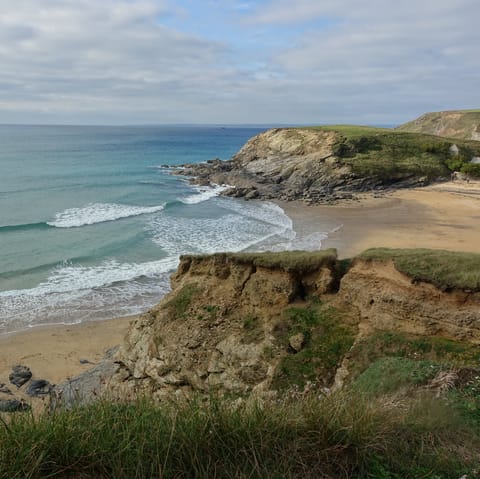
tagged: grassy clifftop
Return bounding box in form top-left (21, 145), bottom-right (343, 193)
top-left (359, 247), bottom-right (480, 291)
top-left (306, 125), bottom-right (480, 180)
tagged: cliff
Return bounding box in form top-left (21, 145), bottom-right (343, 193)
top-left (397, 109), bottom-right (480, 140)
top-left (175, 126), bottom-right (480, 203)
top-left (108, 249), bottom-right (480, 400)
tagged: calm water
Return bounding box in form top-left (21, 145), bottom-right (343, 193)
top-left (0, 125), bottom-right (325, 333)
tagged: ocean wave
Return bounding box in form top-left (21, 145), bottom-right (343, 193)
top-left (215, 197), bottom-right (293, 230)
top-left (0, 257), bottom-right (178, 332)
top-left (47, 202), bottom-right (166, 228)
top-left (147, 199), bottom-right (296, 256)
top-left (0, 257), bottom-right (178, 298)
top-left (0, 221), bottom-right (52, 233)
top-left (179, 184), bottom-right (230, 205)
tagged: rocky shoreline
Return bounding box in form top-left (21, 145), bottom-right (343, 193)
top-left (170, 127), bottom-right (480, 204)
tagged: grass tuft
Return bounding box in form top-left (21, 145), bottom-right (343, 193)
top-left (272, 305), bottom-right (355, 390)
top-left (185, 249), bottom-right (338, 274)
top-left (358, 248), bottom-right (480, 291)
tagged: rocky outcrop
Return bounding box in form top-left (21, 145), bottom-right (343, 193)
top-left (397, 110), bottom-right (480, 141)
top-left (176, 128), bottom-right (358, 203)
top-left (109, 251), bottom-right (339, 400)
top-left (174, 126), bottom-right (479, 203)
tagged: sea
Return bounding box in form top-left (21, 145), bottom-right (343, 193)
top-left (0, 125), bottom-right (326, 334)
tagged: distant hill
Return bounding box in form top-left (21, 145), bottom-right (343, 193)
top-left (396, 109), bottom-right (480, 140)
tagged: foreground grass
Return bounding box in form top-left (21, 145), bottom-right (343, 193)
top-left (359, 248), bottom-right (480, 291)
top-left (1, 391), bottom-right (479, 479)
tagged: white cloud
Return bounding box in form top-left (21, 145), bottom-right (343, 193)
top-left (0, 0), bottom-right (478, 124)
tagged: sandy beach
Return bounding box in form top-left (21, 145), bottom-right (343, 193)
top-left (0, 317), bottom-right (132, 394)
top-left (1, 180), bottom-right (479, 391)
top-left (282, 180), bottom-right (480, 258)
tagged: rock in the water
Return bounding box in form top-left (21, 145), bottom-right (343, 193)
top-left (0, 399), bottom-right (30, 412)
top-left (289, 333), bottom-right (305, 353)
top-left (0, 383), bottom-right (12, 395)
top-left (26, 379), bottom-right (52, 397)
top-left (9, 365), bottom-right (32, 388)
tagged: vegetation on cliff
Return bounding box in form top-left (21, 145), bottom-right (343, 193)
top-left (185, 249), bottom-right (338, 273)
top-left (310, 125), bottom-right (480, 180)
top-left (359, 247), bottom-right (480, 291)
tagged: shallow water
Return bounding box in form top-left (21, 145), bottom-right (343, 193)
top-left (0, 125), bottom-right (326, 333)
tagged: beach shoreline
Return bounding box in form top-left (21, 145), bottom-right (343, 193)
top-left (1, 180), bottom-right (479, 390)
top-left (0, 316), bottom-right (133, 389)
top-left (280, 179), bottom-right (480, 257)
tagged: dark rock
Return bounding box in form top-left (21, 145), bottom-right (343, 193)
top-left (79, 359), bottom-right (94, 365)
top-left (9, 365), bottom-right (32, 388)
top-left (54, 346), bottom-right (120, 408)
top-left (0, 383), bottom-right (12, 395)
top-left (245, 189), bottom-right (259, 200)
top-left (0, 399), bottom-right (30, 413)
top-left (26, 379), bottom-right (52, 397)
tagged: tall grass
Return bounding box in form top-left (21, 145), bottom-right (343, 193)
top-left (0, 391), bottom-right (478, 478)
top-left (359, 248), bottom-right (480, 291)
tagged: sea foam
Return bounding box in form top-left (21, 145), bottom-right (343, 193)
top-left (148, 198), bottom-right (296, 256)
top-left (47, 203), bottom-right (166, 228)
top-left (179, 184), bottom-right (230, 205)
top-left (0, 257), bottom-right (178, 332)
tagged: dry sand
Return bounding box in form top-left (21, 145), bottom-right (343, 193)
top-left (1, 180), bottom-right (479, 389)
top-left (281, 180), bottom-right (480, 257)
top-left (0, 316), bottom-right (132, 390)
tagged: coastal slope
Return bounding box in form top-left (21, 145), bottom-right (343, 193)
top-left (108, 248), bottom-right (480, 400)
top-left (397, 109), bottom-right (480, 140)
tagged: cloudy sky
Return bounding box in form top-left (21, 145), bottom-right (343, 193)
top-left (0, 0), bottom-right (478, 125)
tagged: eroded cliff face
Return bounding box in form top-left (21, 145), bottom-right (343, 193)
top-left (339, 259), bottom-right (480, 343)
top-left (110, 252), bottom-right (338, 400)
top-left (108, 252), bottom-right (480, 401)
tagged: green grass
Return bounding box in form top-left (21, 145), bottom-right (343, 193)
top-left (184, 249), bottom-right (338, 274)
top-left (352, 357), bottom-right (442, 396)
top-left (303, 125), bottom-right (480, 181)
top-left (346, 330), bottom-right (480, 383)
top-left (272, 305), bottom-right (355, 390)
top-left (0, 392), bottom-right (478, 478)
top-left (304, 124), bottom-right (391, 137)
top-left (358, 248), bottom-right (480, 291)
top-left (164, 283), bottom-right (198, 318)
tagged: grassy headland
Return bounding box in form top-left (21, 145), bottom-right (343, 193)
top-left (307, 125), bottom-right (480, 179)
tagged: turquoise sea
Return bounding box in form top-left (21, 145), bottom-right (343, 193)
top-left (0, 125), bottom-right (326, 334)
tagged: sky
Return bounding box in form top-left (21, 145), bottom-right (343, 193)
top-left (0, 0), bottom-right (478, 126)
